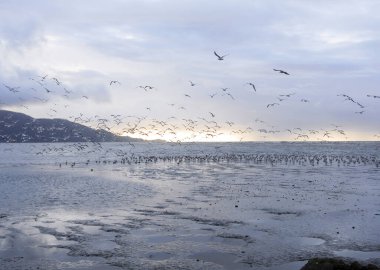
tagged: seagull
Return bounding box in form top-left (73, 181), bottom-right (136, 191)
top-left (110, 80), bottom-right (121, 86)
top-left (189, 81), bottom-right (196, 86)
top-left (273, 69), bottom-right (290, 75)
top-left (323, 131), bottom-right (331, 138)
top-left (44, 87), bottom-right (53, 93)
top-left (214, 51), bottom-right (228, 61)
top-left (247, 83), bottom-right (256, 92)
top-left (266, 103), bottom-right (280, 108)
top-left (367, 94), bottom-right (380, 99)
top-left (138, 85), bottom-right (154, 91)
top-left (279, 93), bottom-right (296, 98)
top-left (338, 94), bottom-right (365, 108)
top-left (209, 93), bottom-right (218, 98)
top-left (64, 88), bottom-right (72, 94)
top-left (52, 77), bottom-right (61, 85)
top-left (226, 93), bottom-right (235, 100)
top-left (209, 112), bottom-right (215, 117)
top-left (3, 84), bottom-right (20, 93)
top-left (184, 94), bottom-right (191, 98)
top-left (144, 85), bottom-right (154, 91)
top-left (308, 130), bottom-right (319, 134)
top-left (37, 74), bottom-right (48, 81)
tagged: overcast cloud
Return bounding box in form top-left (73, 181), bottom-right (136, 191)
top-left (1, 0), bottom-right (379, 141)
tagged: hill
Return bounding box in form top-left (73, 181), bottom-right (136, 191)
top-left (0, 110), bottom-right (142, 143)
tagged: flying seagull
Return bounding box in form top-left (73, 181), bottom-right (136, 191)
top-left (110, 80), bottom-right (121, 86)
top-left (367, 94), bottom-right (380, 99)
top-left (52, 77), bottom-right (61, 85)
top-left (3, 84), bottom-right (20, 93)
top-left (247, 82), bottom-right (256, 91)
top-left (226, 93), bottom-right (235, 100)
top-left (138, 85), bottom-right (155, 91)
top-left (337, 94), bottom-right (365, 108)
top-left (267, 103), bottom-right (280, 108)
top-left (273, 69), bottom-right (290, 75)
top-left (214, 51), bottom-right (228, 61)
top-left (189, 81), bottom-right (196, 86)
top-left (280, 93), bottom-right (296, 98)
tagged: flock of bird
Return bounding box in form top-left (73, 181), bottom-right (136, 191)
top-left (56, 152), bottom-right (380, 169)
top-left (1, 50), bottom-right (379, 144)
top-left (22, 140), bottom-right (379, 168)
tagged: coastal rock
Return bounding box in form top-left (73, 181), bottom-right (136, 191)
top-left (301, 258), bottom-right (379, 270)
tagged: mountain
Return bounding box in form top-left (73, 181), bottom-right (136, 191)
top-left (0, 110), bottom-right (142, 143)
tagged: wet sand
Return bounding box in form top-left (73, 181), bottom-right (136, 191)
top-left (1, 142), bottom-right (380, 269)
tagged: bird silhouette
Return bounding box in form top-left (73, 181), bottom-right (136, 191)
top-left (214, 51), bottom-right (228, 61)
top-left (267, 103), bottom-right (280, 108)
top-left (247, 83), bottom-right (256, 91)
top-left (110, 80), bottom-right (121, 86)
top-left (273, 69), bottom-right (290, 75)
top-left (3, 84), bottom-right (20, 93)
top-left (367, 94), bottom-right (380, 99)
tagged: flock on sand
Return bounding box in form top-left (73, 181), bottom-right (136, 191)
top-left (24, 140), bottom-right (380, 168)
top-left (1, 50), bottom-right (380, 145)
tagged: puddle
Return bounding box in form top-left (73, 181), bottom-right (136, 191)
top-left (334, 249), bottom-right (380, 260)
top-left (147, 251), bottom-right (173, 260)
top-left (87, 239), bottom-right (118, 250)
top-left (146, 235), bottom-right (176, 244)
top-left (0, 237), bottom-right (10, 251)
top-left (78, 224), bottom-right (102, 234)
top-left (190, 251), bottom-right (251, 269)
top-left (263, 260), bottom-right (307, 270)
top-left (296, 237), bottom-right (325, 246)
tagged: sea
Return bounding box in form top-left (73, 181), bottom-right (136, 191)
top-left (0, 142), bottom-right (379, 269)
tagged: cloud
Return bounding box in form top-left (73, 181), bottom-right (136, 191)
top-left (0, 0), bottom-right (379, 140)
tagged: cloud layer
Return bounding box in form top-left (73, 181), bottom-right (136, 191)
top-left (1, 0), bottom-right (379, 141)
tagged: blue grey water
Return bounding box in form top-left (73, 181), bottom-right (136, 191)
top-left (0, 142), bottom-right (380, 269)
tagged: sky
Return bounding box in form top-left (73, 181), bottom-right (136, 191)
top-left (0, 0), bottom-right (379, 142)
